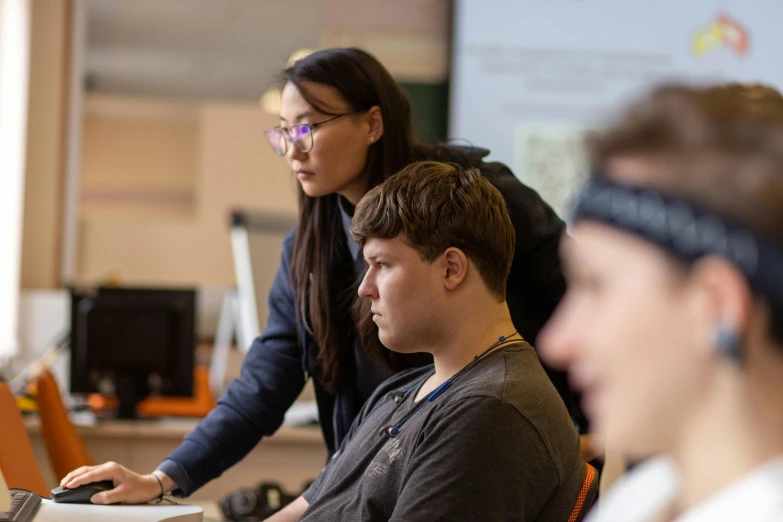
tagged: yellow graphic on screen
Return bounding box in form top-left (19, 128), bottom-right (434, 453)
top-left (693, 13), bottom-right (749, 57)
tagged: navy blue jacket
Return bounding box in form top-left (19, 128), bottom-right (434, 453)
top-left (159, 145), bottom-right (579, 496)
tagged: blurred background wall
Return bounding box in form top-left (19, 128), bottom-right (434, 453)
top-left (19, 0), bottom-right (451, 340)
top-left (16, 0), bottom-right (782, 345)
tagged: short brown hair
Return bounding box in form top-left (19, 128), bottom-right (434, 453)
top-left (587, 82), bottom-right (783, 341)
top-left (351, 161), bottom-right (515, 301)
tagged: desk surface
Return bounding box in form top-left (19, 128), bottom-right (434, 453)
top-left (24, 416), bottom-right (323, 444)
top-left (34, 500), bottom-right (203, 522)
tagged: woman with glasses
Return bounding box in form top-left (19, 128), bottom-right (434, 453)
top-left (60, 47), bottom-right (578, 505)
top-left (539, 83), bottom-right (783, 521)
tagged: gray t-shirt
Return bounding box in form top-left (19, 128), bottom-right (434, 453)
top-left (300, 342), bottom-right (585, 521)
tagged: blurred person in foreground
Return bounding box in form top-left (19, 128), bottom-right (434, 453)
top-left (266, 161), bottom-right (585, 521)
top-left (540, 83), bottom-right (783, 521)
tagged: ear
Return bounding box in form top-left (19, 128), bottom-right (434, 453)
top-left (687, 256), bottom-right (753, 346)
top-left (441, 248), bottom-right (469, 292)
top-left (366, 105), bottom-right (384, 143)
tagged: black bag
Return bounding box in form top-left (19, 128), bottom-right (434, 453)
top-left (219, 481), bottom-right (313, 521)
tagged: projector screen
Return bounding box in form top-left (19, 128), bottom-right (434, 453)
top-left (449, 0), bottom-right (783, 217)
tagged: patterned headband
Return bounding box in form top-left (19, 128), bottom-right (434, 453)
top-left (571, 177), bottom-right (783, 320)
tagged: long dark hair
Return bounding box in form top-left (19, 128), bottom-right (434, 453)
top-left (283, 48), bottom-right (428, 393)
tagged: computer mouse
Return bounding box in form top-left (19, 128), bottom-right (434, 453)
top-left (51, 480), bottom-right (116, 504)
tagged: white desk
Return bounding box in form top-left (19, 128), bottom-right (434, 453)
top-left (34, 500), bottom-right (203, 522)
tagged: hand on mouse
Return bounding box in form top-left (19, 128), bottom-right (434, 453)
top-left (59, 462), bottom-right (172, 505)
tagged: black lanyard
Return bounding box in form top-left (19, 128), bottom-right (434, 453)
top-left (378, 332), bottom-right (521, 438)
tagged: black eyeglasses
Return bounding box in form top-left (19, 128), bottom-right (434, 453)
top-left (265, 113), bottom-right (352, 156)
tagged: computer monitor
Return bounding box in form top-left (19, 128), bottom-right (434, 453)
top-left (69, 286), bottom-right (196, 419)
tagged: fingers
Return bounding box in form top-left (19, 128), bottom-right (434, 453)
top-left (62, 461), bottom-right (121, 489)
top-left (59, 465), bottom-right (93, 487)
top-left (91, 486), bottom-right (124, 505)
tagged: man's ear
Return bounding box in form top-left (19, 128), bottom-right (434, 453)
top-left (442, 248), bottom-right (469, 292)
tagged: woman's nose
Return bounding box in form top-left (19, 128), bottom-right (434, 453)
top-left (285, 140), bottom-right (307, 162)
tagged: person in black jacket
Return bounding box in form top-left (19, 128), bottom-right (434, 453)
top-left (60, 47), bottom-right (581, 505)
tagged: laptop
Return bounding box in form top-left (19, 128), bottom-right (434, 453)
top-left (0, 469), bottom-right (41, 522)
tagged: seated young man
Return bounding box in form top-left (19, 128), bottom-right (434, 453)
top-left (269, 161), bottom-right (585, 522)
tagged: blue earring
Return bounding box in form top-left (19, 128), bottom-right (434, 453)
top-left (715, 324), bottom-right (742, 363)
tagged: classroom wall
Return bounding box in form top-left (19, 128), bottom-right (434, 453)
top-left (322, 0), bottom-right (449, 82)
top-left (77, 96), bottom-right (298, 287)
top-left (19, 0), bottom-right (450, 293)
top-left (80, 96), bottom-right (198, 221)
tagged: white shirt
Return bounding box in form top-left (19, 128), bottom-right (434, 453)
top-left (587, 455), bottom-right (783, 522)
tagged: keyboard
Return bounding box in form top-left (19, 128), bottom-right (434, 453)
top-left (0, 490), bottom-right (42, 522)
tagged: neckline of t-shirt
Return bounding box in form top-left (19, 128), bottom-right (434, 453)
top-left (404, 341), bottom-right (528, 410)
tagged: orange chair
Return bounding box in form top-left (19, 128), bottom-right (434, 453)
top-left (137, 365), bottom-right (216, 418)
top-left (34, 370), bottom-right (94, 481)
top-left (86, 366), bottom-right (216, 418)
top-left (0, 380), bottom-right (49, 496)
top-left (568, 462), bottom-right (599, 522)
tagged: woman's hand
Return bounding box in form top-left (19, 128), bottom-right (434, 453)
top-left (60, 462), bottom-right (171, 505)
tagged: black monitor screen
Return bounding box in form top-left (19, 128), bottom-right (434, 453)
top-left (69, 287), bottom-right (196, 401)
top-left (81, 303), bottom-right (175, 370)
